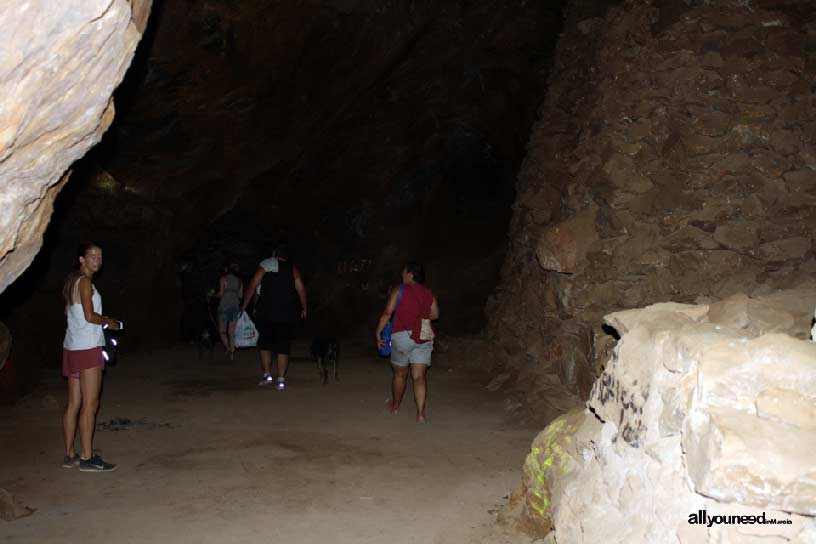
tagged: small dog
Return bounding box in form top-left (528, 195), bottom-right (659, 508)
top-left (310, 336), bottom-right (339, 384)
top-left (196, 302), bottom-right (219, 359)
top-left (197, 328), bottom-right (216, 359)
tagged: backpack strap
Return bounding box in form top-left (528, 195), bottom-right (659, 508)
top-left (390, 285), bottom-right (404, 323)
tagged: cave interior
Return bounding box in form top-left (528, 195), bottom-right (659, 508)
top-left (3, 0), bottom-right (816, 541)
top-left (1, 0), bottom-right (568, 394)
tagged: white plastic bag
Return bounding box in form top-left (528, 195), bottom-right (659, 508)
top-left (419, 318), bottom-right (435, 341)
top-left (234, 311), bottom-right (258, 348)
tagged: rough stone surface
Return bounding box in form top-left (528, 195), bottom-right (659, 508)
top-left (0, 0), bottom-right (151, 294)
top-left (488, 0), bottom-right (816, 418)
top-left (0, 488), bottom-right (34, 522)
top-left (519, 291), bottom-right (816, 542)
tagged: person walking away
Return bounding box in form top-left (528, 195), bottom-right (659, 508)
top-left (375, 262), bottom-right (439, 423)
top-left (214, 262), bottom-right (243, 358)
top-left (242, 245), bottom-right (307, 389)
top-left (61, 242), bottom-right (121, 472)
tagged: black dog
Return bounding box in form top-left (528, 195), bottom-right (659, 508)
top-left (310, 336), bottom-right (339, 384)
top-left (197, 327), bottom-right (216, 359)
top-left (196, 302), bottom-right (219, 359)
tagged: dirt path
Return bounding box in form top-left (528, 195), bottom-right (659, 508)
top-left (0, 342), bottom-right (539, 543)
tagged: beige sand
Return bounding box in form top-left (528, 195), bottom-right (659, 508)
top-left (0, 341), bottom-right (538, 543)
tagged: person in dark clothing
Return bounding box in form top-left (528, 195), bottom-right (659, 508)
top-left (242, 245), bottom-right (307, 389)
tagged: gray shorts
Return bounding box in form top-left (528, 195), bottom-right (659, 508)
top-left (218, 305), bottom-right (240, 325)
top-left (391, 331), bottom-right (433, 367)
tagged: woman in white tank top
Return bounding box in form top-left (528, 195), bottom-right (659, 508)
top-left (61, 243), bottom-right (121, 472)
top-left (214, 262), bottom-right (244, 358)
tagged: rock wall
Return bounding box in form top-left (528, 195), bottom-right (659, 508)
top-left (521, 290), bottom-right (816, 543)
top-left (488, 0), bottom-right (816, 419)
top-left (0, 0), bottom-right (151, 294)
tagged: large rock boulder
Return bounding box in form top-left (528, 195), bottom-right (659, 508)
top-left (0, 0), bottom-right (151, 294)
top-left (520, 290), bottom-right (816, 542)
top-left (488, 0), bottom-right (816, 417)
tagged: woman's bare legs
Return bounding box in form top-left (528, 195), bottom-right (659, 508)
top-left (410, 363), bottom-right (428, 422)
top-left (227, 320), bottom-right (237, 353)
top-left (260, 349), bottom-right (273, 376)
top-left (218, 321), bottom-right (230, 353)
top-left (63, 377), bottom-right (82, 456)
top-left (78, 367), bottom-right (103, 459)
top-left (388, 364), bottom-right (409, 414)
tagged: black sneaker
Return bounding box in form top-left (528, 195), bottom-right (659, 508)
top-left (62, 453), bottom-right (80, 468)
top-left (79, 455), bottom-right (117, 472)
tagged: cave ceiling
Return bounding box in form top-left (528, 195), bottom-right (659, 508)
top-left (94, 0), bottom-right (566, 252)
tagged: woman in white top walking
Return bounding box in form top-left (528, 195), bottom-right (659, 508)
top-left (214, 262), bottom-right (243, 358)
top-left (61, 243), bottom-right (121, 472)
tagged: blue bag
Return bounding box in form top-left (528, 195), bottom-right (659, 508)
top-left (378, 286), bottom-right (403, 357)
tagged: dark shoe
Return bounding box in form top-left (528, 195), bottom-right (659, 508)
top-left (62, 453), bottom-right (80, 468)
top-left (79, 455), bottom-right (117, 472)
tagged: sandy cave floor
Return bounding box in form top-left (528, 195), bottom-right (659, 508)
top-left (0, 341), bottom-right (540, 544)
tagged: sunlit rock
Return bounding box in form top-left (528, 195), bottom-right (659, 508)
top-left (521, 291), bottom-right (816, 542)
top-left (0, 0), bottom-right (151, 293)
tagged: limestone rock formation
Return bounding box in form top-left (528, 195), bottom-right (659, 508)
top-left (0, 0), bottom-right (151, 294)
top-left (488, 0), bottom-right (816, 418)
top-left (521, 291), bottom-right (816, 543)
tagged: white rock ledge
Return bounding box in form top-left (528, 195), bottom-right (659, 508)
top-left (521, 290), bottom-right (816, 543)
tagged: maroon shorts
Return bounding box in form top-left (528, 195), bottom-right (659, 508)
top-left (62, 347), bottom-right (104, 379)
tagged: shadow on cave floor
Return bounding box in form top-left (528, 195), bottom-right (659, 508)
top-left (0, 340), bottom-right (540, 544)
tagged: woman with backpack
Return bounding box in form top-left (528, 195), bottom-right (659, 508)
top-left (375, 261), bottom-right (439, 423)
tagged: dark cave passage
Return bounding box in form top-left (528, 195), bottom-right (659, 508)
top-left (3, 1), bottom-right (816, 542)
top-left (0, 0), bottom-right (568, 397)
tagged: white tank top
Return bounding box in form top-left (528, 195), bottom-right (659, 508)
top-left (63, 279), bottom-right (105, 351)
